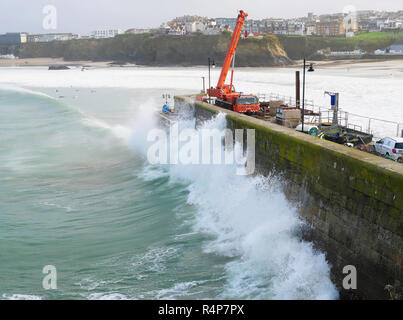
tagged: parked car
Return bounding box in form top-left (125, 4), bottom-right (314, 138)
top-left (374, 137), bottom-right (403, 163)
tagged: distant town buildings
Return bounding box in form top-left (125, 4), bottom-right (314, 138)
top-left (388, 44), bottom-right (403, 54)
top-left (0, 32), bottom-right (27, 45)
top-left (125, 28), bottom-right (151, 34)
top-left (185, 21), bottom-right (206, 33)
top-left (0, 29), bottom-right (120, 45)
top-left (316, 21), bottom-right (345, 36)
top-left (0, 54), bottom-right (17, 59)
top-left (91, 29), bottom-right (123, 39)
top-left (27, 33), bottom-right (78, 42)
top-left (160, 10), bottom-right (402, 37)
top-left (0, 9), bottom-right (402, 46)
top-left (216, 18), bottom-right (237, 30)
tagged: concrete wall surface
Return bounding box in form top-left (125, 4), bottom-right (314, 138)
top-left (175, 95), bottom-right (403, 299)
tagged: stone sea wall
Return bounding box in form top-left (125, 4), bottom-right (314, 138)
top-left (175, 95), bottom-right (403, 299)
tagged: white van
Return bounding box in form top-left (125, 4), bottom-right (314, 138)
top-left (374, 137), bottom-right (403, 163)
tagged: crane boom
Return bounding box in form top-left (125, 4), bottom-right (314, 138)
top-left (216, 10), bottom-right (247, 89)
top-left (206, 10), bottom-right (260, 114)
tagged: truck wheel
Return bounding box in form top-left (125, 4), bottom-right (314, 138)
top-left (398, 158), bottom-right (403, 163)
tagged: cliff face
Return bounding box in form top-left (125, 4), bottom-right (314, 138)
top-left (2, 33), bottom-right (402, 66)
top-left (228, 34), bottom-right (291, 66)
top-left (1, 33), bottom-right (292, 67)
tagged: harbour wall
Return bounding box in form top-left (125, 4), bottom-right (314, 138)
top-left (174, 95), bottom-right (403, 299)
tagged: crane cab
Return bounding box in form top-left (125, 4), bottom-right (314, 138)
top-left (215, 94), bottom-right (260, 113)
top-left (233, 95), bottom-right (260, 113)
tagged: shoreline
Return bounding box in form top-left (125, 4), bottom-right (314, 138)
top-left (0, 58), bottom-right (117, 68)
top-left (1, 57), bottom-right (403, 70)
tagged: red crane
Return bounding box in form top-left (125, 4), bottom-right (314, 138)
top-left (208, 10), bottom-right (260, 113)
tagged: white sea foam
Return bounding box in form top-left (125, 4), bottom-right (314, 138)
top-left (128, 247), bottom-right (179, 274)
top-left (2, 66), bottom-right (388, 300)
top-left (136, 164), bottom-right (168, 181)
top-left (80, 98), bottom-right (159, 148)
top-left (152, 280), bottom-right (210, 299)
top-left (82, 117), bottom-right (133, 143)
top-left (2, 293), bottom-right (42, 300)
top-left (0, 65), bottom-right (402, 125)
top-left (133, 112), bottom-right (339, 299)
top-left (0, 84), bottom-right (55, 99)
top-left (1, 65), bottom-right (402, 137)
top-left (87, 292), bottom-right (129, 300)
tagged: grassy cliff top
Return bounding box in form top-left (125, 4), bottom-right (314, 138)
top-left (278, 33), bottom-right (403, 59)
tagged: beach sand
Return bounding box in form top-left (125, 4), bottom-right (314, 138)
top-left (290, 58), bottom-right (403, 71)
top-left (0, 58), bottom-right (119, 68)
top-left (1, 57), bottom-right (403, 71)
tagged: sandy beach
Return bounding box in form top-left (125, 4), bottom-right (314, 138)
top-left (1, 57), bottom-right (403, 71)
top-left (0, 58), bottom-right (116, 68)
top-left (289, 58), bottom-right (403, 71)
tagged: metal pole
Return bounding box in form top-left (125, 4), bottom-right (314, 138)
top-left (208, 58), bottom-right (211, 103)
top-left (332, 93), bottom-right (339, 126)
top-left (302, 59), bottom-right (306, 133)
top-left (296, 71), bottom-right (300, 109)
top-left (319, 106), bottom-right (322, 123)
top-left (201, 77), bottom-right (205, 93)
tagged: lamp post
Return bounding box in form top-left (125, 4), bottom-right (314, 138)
top-left (208, 58), bottom-right (215, 103)
top-left (302, 58), bottom-right (314, 133)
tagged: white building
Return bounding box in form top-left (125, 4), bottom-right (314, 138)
top-left (185, 21), bottom-right (206, 33)
top-left (203, 27), bottom-right (221, 35)
top-left (305, 24), bottom-right (316, 35)
top-left (389, 44), bottom-right (403, 54)
top-left (290, 22), bottom-right (305, 35)
top-left (0, 32), bottom-right (27, 45)
top-left (125, 28), bottom-right (151, 34)
top-left (343, 14), bottom-right (359, 33)
top-left (27, 33), bottom-right (77, 42)
top-left (168, 28), bottom-right (185, 36)
top-left (374, 49), bottom-right (385, 55)
top-left (91, 29), bottom-right (123, 39)
top-left (0, 54), bottom-right (17, 59)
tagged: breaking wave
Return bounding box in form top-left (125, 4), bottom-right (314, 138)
top-left (135, 112), bottom-right (339, 299)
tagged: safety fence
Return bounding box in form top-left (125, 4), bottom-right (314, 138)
top-left (258, 92), bottom-right (403, 140)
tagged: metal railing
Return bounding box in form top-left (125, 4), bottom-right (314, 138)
top-left (343, 112), bottom-right (402, 139)
top-left (258, 92), bottom-right (403, 139)
top-left (258, 92), bottom-right (317, 114)
top-left (306, 109), bottom-right (401, 139)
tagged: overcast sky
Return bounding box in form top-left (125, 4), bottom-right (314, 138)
top-left (0, 0), bottom-right (402, 34)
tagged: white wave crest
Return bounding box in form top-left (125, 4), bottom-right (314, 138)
top-left (2, 293), bottom-right (42, 300)
top-left (138, 113), bottom-right (339, 300)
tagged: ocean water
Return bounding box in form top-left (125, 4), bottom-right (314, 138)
top-left (2, 63), bottom-right (399, 300)
top-left (1, 64), bottom-right (402, 137)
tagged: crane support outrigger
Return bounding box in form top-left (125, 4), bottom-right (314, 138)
top-left (208, 10), bottom-right (260, 113)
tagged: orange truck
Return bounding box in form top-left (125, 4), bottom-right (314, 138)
top-left (207, 10), bottom-right (260, 113)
